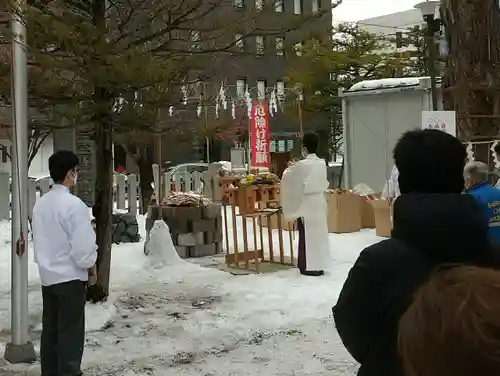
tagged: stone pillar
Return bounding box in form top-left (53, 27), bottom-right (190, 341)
top-left (53, 129), bottom-right (96, 207)
top-left (75, 135), bottom-right (96, 207)
top-left (205, 162), bottom-right (221, 202)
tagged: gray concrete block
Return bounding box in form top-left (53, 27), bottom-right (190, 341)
top-left (189, 244), bottom-right (217, 258)
top-left (202, 203), bottom-right (222, 219)
top-left (191, 219), bottom-right (216, 232)
top-left (175, 246), bottom-right (190, 259)
top-left (215, 241), bottom-right (223, 254)
top-left (177, 232), bottom-right (204, 246)
top-left (203, 231), bottom-right (215, 244)
top-left (214, 227), bottom-right (223, 242)
top-left (162, 206), bottom-right (203, 221)
top-left (163, 217), bottom-right (190, 233)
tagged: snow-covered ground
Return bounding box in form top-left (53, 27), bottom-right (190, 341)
top-left (0, 210), bottom-right (383, 375)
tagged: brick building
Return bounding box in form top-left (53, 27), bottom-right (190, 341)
top-left (144, 0), bottom-right (334, 166)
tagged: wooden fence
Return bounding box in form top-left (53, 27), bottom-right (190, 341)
top-left (0, 162), bottom-right (341, 220)
top-left (0, 169), bottom-right (217, 221)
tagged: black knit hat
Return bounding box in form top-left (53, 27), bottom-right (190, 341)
top-left (394, 129), bottom-right (466, 194)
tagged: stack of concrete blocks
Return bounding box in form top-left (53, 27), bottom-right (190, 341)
top-left (146, 203), bottom-right (223, 259)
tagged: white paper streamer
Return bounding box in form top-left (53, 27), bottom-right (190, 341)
top-left (168, 106), bottom-right (174, 116)
top-left (197, 105), bottom-right (202, 117)
top-left (466, 142), bottom-right (474, 163)
top-left (181, 85), bottom-right (188, 105)
top-left (231, 101), bottom-right (236, 119)
top-left (491, 141), bottom-right (500, 168)
top-left (219, 83), bottom-right (227, 110)
top-left (269, 89), bottom-right (278, 117)
top-left (245, 88), bottom-right (252, 119)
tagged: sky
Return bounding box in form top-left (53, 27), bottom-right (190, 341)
top-left (333, 0), bottom-right (422, 21)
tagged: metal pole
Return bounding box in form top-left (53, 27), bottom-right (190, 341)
top-left (4, 0), bottom-right (36, 363)
top-left (247, 117), bottom-right (251, 173)
top-left (202, 87), bottom-right (210, 163)
top-left (426, 16), bottom-right (439, 111)
top-left (155, 130), bottom-right (162, 203)
top-left (204, 107), bottom-right (210, 163)
top-left (297, 98), bottom-right (304, 136)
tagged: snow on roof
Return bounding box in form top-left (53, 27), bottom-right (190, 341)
top-left (347, 76), bottom-right (442, 92)
top-left (348, 77), bottom-right (424, 92)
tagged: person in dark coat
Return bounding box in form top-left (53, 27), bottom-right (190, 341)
top-left (333, 129), bottom-right (500, 376)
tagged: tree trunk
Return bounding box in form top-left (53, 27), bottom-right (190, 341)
top-left (137, 146), bottom-right (154, 214)
top-left (92, 101), bottom-right (114, 301)
top-left (441, 0), bottom-right (500, 163)
top-left (89, 0), bottom-right (113, 302)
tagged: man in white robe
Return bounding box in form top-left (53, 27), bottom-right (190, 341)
top-left (281, 132), bottom-right (330, 276)
top-left (381, 165), bottom-right (400, 199)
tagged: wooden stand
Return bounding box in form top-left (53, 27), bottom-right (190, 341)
top-left (219, 180), bottom-right (296, 273)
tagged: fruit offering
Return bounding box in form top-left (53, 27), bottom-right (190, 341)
top-left (240, 172), bottom-right (280, 186)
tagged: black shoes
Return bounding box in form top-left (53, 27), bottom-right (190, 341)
top-left (300, 270), bottom-right (324, 277)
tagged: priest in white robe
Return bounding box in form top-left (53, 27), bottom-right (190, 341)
top-left (281, 132), bottom-right (330, 276)
top-left (381, 165), bottom-right (400, 199)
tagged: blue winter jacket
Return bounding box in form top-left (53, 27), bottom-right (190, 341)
top-left (466, 181), bottom-right (500, 245)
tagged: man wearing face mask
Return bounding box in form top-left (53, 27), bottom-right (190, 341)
top-left (281, 132), bottom-right (330, 276)
top-left (32, 150), bottom-right (97, 376)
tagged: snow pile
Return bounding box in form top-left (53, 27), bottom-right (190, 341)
top-left (0, 210), bottom-right (386, 375)
top-left (145, 220), bottom-right (185, 268)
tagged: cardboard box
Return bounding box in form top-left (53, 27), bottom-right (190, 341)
top-left (359, 194), bottom-right (379, 229)
top-left (370, 199), bottom-right (392, 237)
top-left (360, 198), bottom-right (375, 228)
top-left (327, 192), bottom-right (362, 233)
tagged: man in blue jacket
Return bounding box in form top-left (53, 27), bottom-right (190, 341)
top-left (464, 161), bottom-right (500, 245)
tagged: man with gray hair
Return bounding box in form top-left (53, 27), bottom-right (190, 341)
top-left (464, 161), bottom-right (500, 244)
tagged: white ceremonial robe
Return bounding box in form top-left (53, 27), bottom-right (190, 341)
top-left (381, 165), bottom-right (400, 199)
top-left (281, 154), bottom-right (330, 272)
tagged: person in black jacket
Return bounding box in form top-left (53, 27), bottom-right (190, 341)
top-left (333, 129), bottom-right (499, 376)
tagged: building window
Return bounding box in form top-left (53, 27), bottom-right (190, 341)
top-left (237, 79), bottom-right (246, 98)
top-left (255, 0), bottom-right (263, 11)
top-left (276, 81), bottom-right (285, 100)
top-left (293, 0), bottom-right (302, 14)
top-left (275, 0), bottom-right (283, 12)
top-left (294, 42), bottom-right (303, 56)
top-left (256, 35), bottom-right (264, 55)
top-left (312, 0), bottom-right (320, 13)
top-left (276, 36), bottom-right (284, 57)
top-left (257, 80), bottom-right (266, 100)
top-left (235, 34), bottom-right (244, 51)
top-left (233, 0), bottom-right (244, 9)
top-left (189, 30), bottom-right (200, 51)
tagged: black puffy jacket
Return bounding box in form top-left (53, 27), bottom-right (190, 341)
top-left (333, 193), bottom-right (500, 376)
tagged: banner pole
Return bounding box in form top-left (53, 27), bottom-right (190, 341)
top-left (4, 0), bottom-right (36, 363)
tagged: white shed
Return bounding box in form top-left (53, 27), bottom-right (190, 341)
top-left (340, 77), bottom-right (443, 192)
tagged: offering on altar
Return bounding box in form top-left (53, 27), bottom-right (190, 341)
top-left (161, 192), bottom-right (212, 207)
top-left (239, 172), bottom-right (280, 186)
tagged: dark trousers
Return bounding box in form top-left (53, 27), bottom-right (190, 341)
top-left (41, 280), bottom-right (86, 376)
top-left (297, 218), bottom-right (324, 276)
